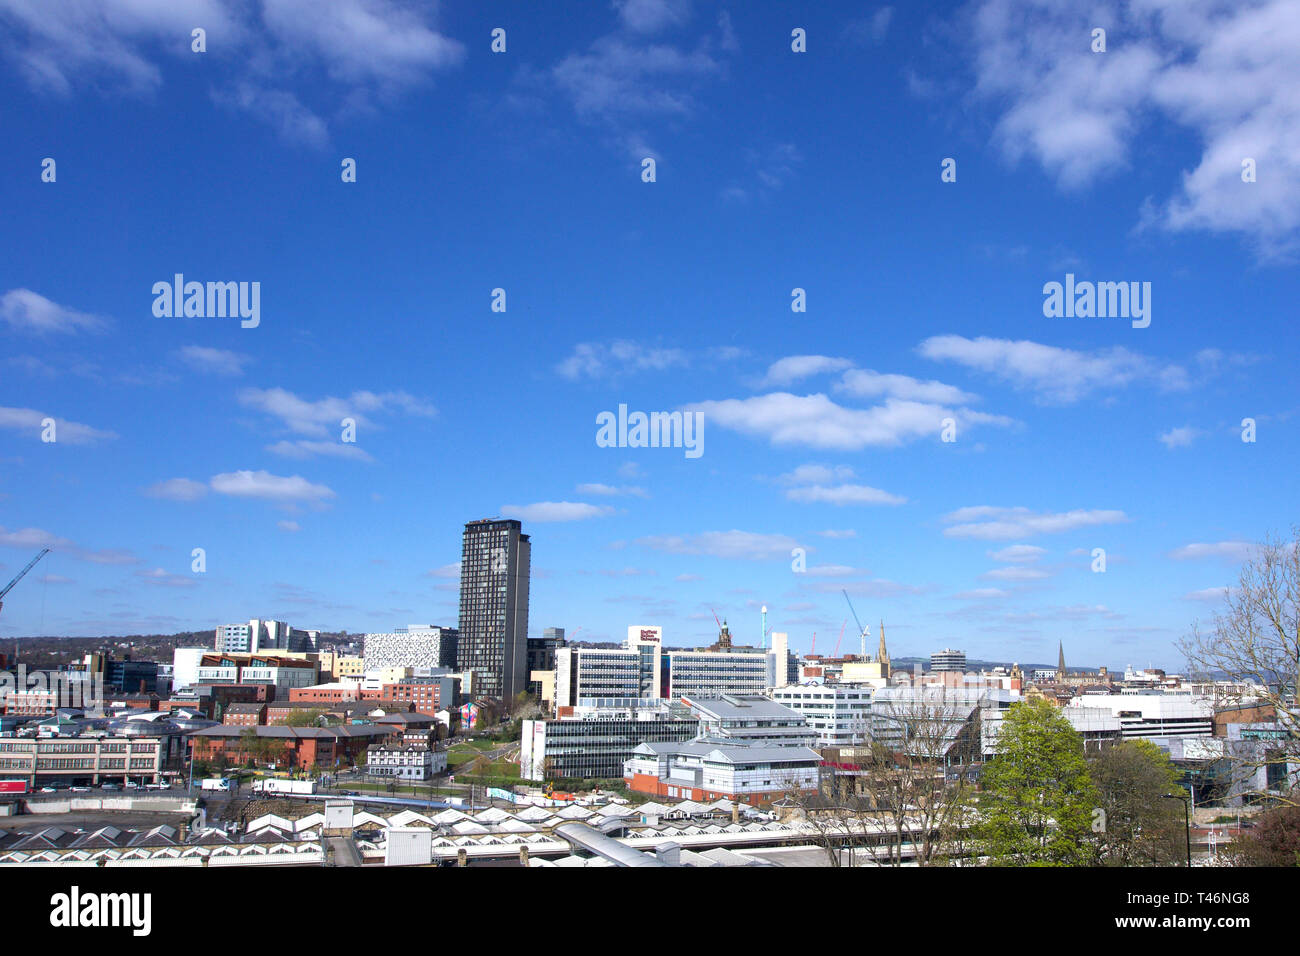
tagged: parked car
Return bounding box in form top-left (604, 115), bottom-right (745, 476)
top-left (38, 786), bottom-right (57, 793)
top-left (100, 783), bottom-right (120, 791)
top-left (70, 786), bottom-right (91, 792)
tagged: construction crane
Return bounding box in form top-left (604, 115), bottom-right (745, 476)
top-left (833, 619), bottom-right (847, 658)
top-left (0, 548), bottom-right (49, 618)
top-left (842, 589), bottom-right (870, 659)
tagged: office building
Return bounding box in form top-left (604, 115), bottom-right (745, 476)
top-left (930, 648), bottom-right (967, 673)
top-left (520, 699), bottom-right (698, 781)
top-left (683, 694), bottom-right (817, 748)
top-left (457, 518), bottom-right (531, 701)
top-left (195, 653), bottom-right (319, 692)
top-left (364, 626), bottom-right (459, 671)
top-left (1065, 694), bottom-right (1214, 740)
top-left (215, 619), bottom-right (316, 654)
top-left (527, 628), bottom-right (567, 698)
top-left (770, 683), bottom-right (875, 747)
top-left (624, 738), bottom-right (822, 804)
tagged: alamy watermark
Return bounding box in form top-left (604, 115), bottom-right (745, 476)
top-left (152, 274), bottom-right (260, 328)
top-left (1043, 273), bottom-right (1150, 328)
top-left (596, 404), bottom-right (703, 459)
top-left (0, 665), bottom-right (104, 715)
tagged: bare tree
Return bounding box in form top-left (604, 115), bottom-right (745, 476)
top-left (779, 689), bottom-right (980, 867)
top-left (857, 689), bottom-right (981, 865)
top-left (1179, 529), bottom-right (1300, 807)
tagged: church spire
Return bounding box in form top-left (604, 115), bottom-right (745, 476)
top-left (1057, 640), bottom-right (1066, 681)
top-left (878, 620), bottom-right (889, 675)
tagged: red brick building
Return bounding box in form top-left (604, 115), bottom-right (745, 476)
top-left (222, 702), bottom-right (267, 726)
top-left (191, 725), bottom-right (392, 771)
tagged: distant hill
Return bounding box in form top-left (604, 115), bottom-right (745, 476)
top-left (2, 630), bottom-right (356, 669)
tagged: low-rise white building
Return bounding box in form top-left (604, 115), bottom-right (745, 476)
top-left (625, 738), bottom-right (821, 805)
top-left (365, 744), bottom-right (447, 781)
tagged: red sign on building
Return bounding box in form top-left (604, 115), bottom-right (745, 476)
top-left (0, 781), bottom-right (29, 794)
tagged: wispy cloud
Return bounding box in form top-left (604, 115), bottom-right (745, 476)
top-left (942, 506), bottom-right (1128, 540)
top-left (237, 387), bottom-right (434, 437)
top-left (501, 501), bottom-right (615, 522)
top-left (686, 392), bottom-right (1012, 450)
top-left (0, 406), bottom-right (116, 444)
top-left (0, 288), bottom-right (106, 334)
top-left (1168, 541), bottom-right (1255, 562)
top-left (638, 530), bottom-right (803, 560)
top-left (176, 345), bottom-right (250, 376)
top-left (919, 335), bottom-right (1188, 404)
top-left (556, 340), bottom-right (688, 380)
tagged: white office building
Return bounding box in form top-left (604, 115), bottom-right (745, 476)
top-left (364, 626), bottom-right (459, 672)
top-left (770, 684), bottom-right (875, 747)
top-left (1065, 694), bottom-right (1214, 740)
top-left (930, 649), bottom-right (967, 673)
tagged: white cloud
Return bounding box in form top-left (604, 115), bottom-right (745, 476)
top-left (786, 484), bottom-right (907, 506)
top-left (0, 526), bottom-right (138, 565)
top-left (0, 288), bottom-right (106, 334)
top-left (638, 530), bottom-right (803, 560)
top-left (237, 387), bottom-right (434, 437)
top-left (1184, 586), bottom-right (1232, 602)
top-left (967, 0), bottom-right (1300, 256)
top-left (952, 587), bottom-right (1008, 600)
top-left (552, 32), bottom-right (721, 122)
top-left (987, 544), bottom-right (1047, 563)
top-left (143, 478), bottom-right (209, 502)
top-left (1158, 425), bottom-right (1201, 449)
top-left (760, 355), bottom-right (853, 387)
top-left (816, 529), bottom-right (857, 539)
top-left (176, 345), bottom-right (250, 376)
top-left (942, 506), bottom-right (1128, 540)
top-left (210, 470), bottom-right (335, 502)
top-left (776, 464), bottom-right (855, 485)
top-left (501, 501), bottom-right (615, 522)
top-left (0, 0), bottom-right (464, 145)
top-left (803, 564), bottom-right (870, 577)
top-left (576, 482), bottom-right (647, 497)
top-left (919, 335), bottom-right (1185, 404)
top-left (1168, 540), bottom-right (1255, 561)
top-left (686, 392), bottom-right (1012, 450)
top-left (982, 565), bottom-right (1051, 581)
top-left (266, 439), bottom-right (374, 462)
top-left (426, 562), bottom-right (461, 578)
top-left (614, 0), bottom-right (692, 34)
top-left (277, 520), bottom-right (300, 533)
top-left (836, 368), bottom-right (978, 405)
top-left (136, 567), bottom-right (197, 588)
top-left (0, 406), bottom-right (116, 444)
top-left (556, 340), bottom-right (688, 379)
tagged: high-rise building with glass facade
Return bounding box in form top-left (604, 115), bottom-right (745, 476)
top-left (457, 518), bottom-right (531, 701)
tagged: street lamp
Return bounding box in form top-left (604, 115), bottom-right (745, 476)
top-left (1162, 792), bottom-right (1192, 867)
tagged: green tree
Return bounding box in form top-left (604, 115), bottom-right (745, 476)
top-left (977, 698), bottom-right (1098, 866)
top-left (282, 708), bottom-right (328, 728)
top-left (1089, 740), bottom-right (1187, 866)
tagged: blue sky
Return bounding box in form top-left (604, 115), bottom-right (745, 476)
top-left (1, 0), bottom-right (1297, 671)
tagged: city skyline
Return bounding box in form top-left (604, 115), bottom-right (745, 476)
top-left (2, 0), bottom-right (1297, 674)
